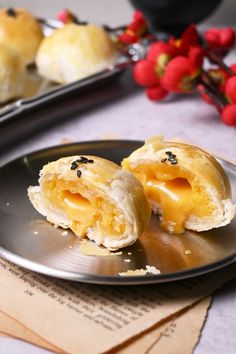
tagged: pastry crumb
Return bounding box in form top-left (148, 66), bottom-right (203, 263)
top-left (119, 265), bottom-right (161, 276)
top-left (119, 269), bottom-right (148, 276)
top-left (184, 249), bottom-right (192, 255)
top-left (146, 265), bottom-right (161, 274)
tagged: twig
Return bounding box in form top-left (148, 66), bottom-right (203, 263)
top-left (205, 49), bottom-right (234, 76)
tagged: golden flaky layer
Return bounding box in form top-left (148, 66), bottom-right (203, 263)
top-left (36, 24), bottom-right (117, 84)
top-left (0, 8), bottom-right (44, 65)
top-left (28, 155), bottom-right (151, 250)
top-left (122, 137), bottom-right (236, 234)
top-left (0, 44), bottom-right (26, 103)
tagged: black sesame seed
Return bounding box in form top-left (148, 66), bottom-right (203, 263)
top-left (168, 156), bottom-right (176, 161)
top-left (70, 165), bottom-right (77, 170)
top-left (87, 159), bottom-right (94, 163)
top-left (6, 8), bottom-right (17, 17)
top-left (165, 151), bottom-right (172, 155)
top-left (77, 170), bottom-right (82, 177)
top-left (170, 160), bottom-right (178, 165)
top-left (161, 158), bottom-right (167, 162)
top-left (80, 156), bottom-right (88, 161)
top-left (77, 157), bottom-right (90, 163)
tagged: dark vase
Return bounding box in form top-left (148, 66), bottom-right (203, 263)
top-left (129, 0), bottom-right (223, 36)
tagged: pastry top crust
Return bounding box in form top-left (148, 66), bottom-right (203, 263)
top-left (123, 136), bottom-right (232, 200)
top-left (0, 8), bottom-right (44, 65)
top-left (36, 23), bottom-right (117, 83)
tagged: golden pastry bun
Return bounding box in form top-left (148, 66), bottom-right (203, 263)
top-left (0, 8), bottom-right (43, 65)
top-left (122, 137), bottom-right (236, 234)
top-left (28, 155), bottom-right (150, 250)
top-left (0, 44), bottom-right (26, 103)
top-left (36, 23), bottom-right (117, 84)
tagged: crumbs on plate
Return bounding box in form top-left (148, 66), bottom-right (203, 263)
top-left (119, 265), bottom-right (161, 277)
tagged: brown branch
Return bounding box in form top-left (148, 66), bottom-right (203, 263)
top-left (200, 69), bottom-right (228, 106)
top-left (205, 50), bottom-right (234, 76)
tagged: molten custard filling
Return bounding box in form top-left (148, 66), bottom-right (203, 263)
top-left (132, 164), bottom-right (216, 234)
top-left (44, 179), bottom-right (125, 238)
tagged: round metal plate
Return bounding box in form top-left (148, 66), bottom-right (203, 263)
top-left (0, 140), bottom-right (236, 285)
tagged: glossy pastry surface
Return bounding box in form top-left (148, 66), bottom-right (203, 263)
top-left (0, 8), bottom-right (44, 65)
top-left (36, 23), bottom-right (117, 84)
top-left (28, 155), bottom-right (151, 250)
top-left (122, 137), bottom-right (236, 234)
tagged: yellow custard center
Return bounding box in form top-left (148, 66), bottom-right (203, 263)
top-left (146, 178), bottom-right (192, 233)
top-left (130, 164), bottom-right (215, 234)
top-left (44, 179), bottom-right (125, 238)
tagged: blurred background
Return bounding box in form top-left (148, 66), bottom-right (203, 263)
top-left (1, 0), bottom-right (236, 25)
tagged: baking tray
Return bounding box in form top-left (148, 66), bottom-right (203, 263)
top-left (0, 19), bottom-right (136, 151)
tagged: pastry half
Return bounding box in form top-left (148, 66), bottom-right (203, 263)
top-left (28, 155), bottom-right (151, 250)
top-left (122, 137), bottom-right (236, 234)
top-left (36, 23), bottom-right (117, 84)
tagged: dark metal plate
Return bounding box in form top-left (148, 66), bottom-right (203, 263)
top-left (0, 140), bottom-right (236, 284)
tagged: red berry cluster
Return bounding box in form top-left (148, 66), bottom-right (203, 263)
top-left (199, 28), bottom-right (236, 127)
top-left (119, 15), bottom-right (236, 127)
top-left (133, 25), bottom-right (203, 98)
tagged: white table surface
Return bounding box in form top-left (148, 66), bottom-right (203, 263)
top-left (0, 1), bottom-right (236, 353)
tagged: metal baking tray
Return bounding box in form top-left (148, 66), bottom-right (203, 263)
top-left (0, 19), bottom-right (138, 151)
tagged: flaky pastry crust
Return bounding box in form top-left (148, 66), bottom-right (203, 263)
top-left (122, 137), bottom-right (236, 233)
top-left (28, 155), bottom-right (150, 250)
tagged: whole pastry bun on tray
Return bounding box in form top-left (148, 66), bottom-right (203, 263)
top-left (36, 23), bottom-right (117, 84)
top-left (122, 137), bottom-right (236, 234)
top-left (28, 155), bottom-right (150, 250)
top-left (0, 8), bottom-right (43, 65)
top-left (0, 44), bottom-right (26, 103)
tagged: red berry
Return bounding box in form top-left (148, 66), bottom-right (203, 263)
top-left (133, 60), bottom-right (159, 87)
top-left (188, 46), bottom-right (203, 71)
top-left (220, 28), bottom-right (235, 48)
top-left (204, 29), bottom-right (219, 48)
top-left (204, 28), bottom-right (235, 49)
top-left (133, 10), bottom-right (145, 22)
top-left (147, 42), bottom-right (176, 63)
top-left (162, 57), bottom-right (192, 93)
top-left (57, 9), bottom-right (70, 23)
top-left (179, 24), bottom-right (199, 55)
top-left (222, 105), bottom-right (236, 126)
top-left (118, 32), bottom-right (138, 44)
top-left (146, 86), bottom-right (168, 100)
top-left (225, 76), bottom-right (236, 103)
